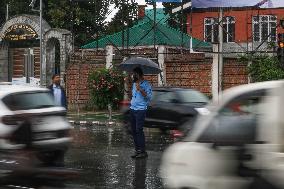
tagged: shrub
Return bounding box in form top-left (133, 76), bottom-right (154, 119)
top-left (239, 54), bottom-right (284, 82)
top-left (88, 68), bottom-right (125, 110)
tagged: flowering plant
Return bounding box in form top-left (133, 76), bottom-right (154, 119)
top-left (88, 68), bottom-right (125, 110)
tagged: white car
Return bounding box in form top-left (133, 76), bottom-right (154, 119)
top-left (0, 83), bottom-right (72, 165)
top-left (160, 80), bottom-right (284, 189)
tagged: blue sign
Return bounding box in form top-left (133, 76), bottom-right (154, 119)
top-left (192, 0), bottom-right (284, 8)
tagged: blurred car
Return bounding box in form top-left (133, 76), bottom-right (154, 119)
top-left (121, 87), bottom-right (209, 132)
top-left (0, 83), bottom-right (72, 166)
top-left (160, 80), bottom-right (284, 189)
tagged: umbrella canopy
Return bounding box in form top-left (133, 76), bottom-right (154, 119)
top-left (118, 57), bottom-right (162, 75)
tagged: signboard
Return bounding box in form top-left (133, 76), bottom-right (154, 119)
top-left (192, 0), bottom-right (284, 8)
top-left (12, 77), bottom-right (40, 87)
top-left (4, 24), bottom-right (38, 41)
top-left (12, 77), bottom-right (26, 85)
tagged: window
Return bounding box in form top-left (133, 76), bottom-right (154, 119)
top-left (152, 91), bottom-right (177, 103)
top-left (204, 16), bottom-right (235, 43)
top-left (176, 90), bottom-right (209, 104)
top-left (3, 92), bottom-right (56, 111)
top-left (197, 90), bottom-right (266, 144)
top-left (253, 15), bottom-right (277, 42)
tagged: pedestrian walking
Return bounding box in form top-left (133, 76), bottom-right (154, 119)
top-left (48, 74), bottom-right (67, 109)
top-left (130, 67), bottom-right (152, 159)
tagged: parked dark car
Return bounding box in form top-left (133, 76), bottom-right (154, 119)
top-left (121, 87), bottom-right (209, 132)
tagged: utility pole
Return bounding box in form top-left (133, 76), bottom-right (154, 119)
top-left (218, 8), bottom-right (223, 95)
top-left (6, 4), bottom-right (9, 21)
top-left (30, 0), bottom-right (44, 86)
top-left (181, 0), bottom-right (184, 47)
top-left (39, 0), bottom-right (44, 86)
top-left (153, 1), bottom-right (157, 52)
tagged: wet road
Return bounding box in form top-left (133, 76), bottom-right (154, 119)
top-left (65, 125), bottom-right (174, 189)
top-left (0, 124), bottom-right (173, 189)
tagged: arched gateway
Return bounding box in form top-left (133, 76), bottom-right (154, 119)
top-left (0, 14), bottom-right (72, 86)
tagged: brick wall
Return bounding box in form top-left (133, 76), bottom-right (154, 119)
top-left (66, 49), bottom-right (249, 108)
top-left (66, 50), bottom-right (105, 109)
top-left (223, 58), bottom-right (248, 90)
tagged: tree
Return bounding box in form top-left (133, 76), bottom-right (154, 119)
top-left (105, 0), bottom-right (138, 35)
top-left (163, 1), bottom-right (188, 32)
top-left (0, 0), bottom-right (33, 26)
top-left (47, 0), bottom-right (113, 46)
top-left (0, 0), bottom-right (114, 47)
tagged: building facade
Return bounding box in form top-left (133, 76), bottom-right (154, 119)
top-left (187, 7), bottom-right (284, 52)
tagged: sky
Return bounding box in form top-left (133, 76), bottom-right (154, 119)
top-left (105, 0), bottom-right (163, 22)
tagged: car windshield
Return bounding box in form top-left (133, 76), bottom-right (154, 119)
top-left (2, 91), bottom-right (56, 111)
top-left (177, 90), bottom-right (209, 103)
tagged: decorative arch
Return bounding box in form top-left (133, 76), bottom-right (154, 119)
top-left (0, 14), bottom-right (51, 40)
top-left (0, 15), bottom-right (72, 86)
top-left (43, 29), bottom-right (72, 86)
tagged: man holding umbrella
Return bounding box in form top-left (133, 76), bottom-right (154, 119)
top-left (118, 57), bottom-right (161, 158)
top-left (130, 67), bottom-right (152, 159)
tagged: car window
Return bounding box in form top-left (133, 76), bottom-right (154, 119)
top-left (197, 90), bottom-right (266, 144)
top-left (177, 90), bottom-right (209, 104)
top-left (2, 91), bottom-right (56, 111)
top-left (152, 91), bottom-right (177, 103)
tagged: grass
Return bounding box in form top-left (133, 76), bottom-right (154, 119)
top-left (67, 112), bottom-right (124, 122)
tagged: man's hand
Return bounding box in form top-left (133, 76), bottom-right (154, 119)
top-left (136, 82), bottom-right (147, 97)
top-left (136, 83), bottom-right (141, 91)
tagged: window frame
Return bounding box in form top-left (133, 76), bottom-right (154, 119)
top-left (252, 15), bottom-right (277, 42)
top-left (204, 16), bottom-right (235, 43)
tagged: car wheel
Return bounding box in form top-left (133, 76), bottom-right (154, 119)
top-left (37, 150), bottom-right (65, 166)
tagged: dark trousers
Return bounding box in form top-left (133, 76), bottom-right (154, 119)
top-left (130, 109), bottom-right (146, 152)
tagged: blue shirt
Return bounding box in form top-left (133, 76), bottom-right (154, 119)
top-left (53, 84), bottom-right (62, 106)
top-left (130, 80), bottom-right (152, 110)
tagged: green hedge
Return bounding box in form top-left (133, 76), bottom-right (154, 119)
top-left (239, 54), bottom-right (284, 82)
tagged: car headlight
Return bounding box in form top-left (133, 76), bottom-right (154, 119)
top-left (194, 108), bottom-right (210, 115)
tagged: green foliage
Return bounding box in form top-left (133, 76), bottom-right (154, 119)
top-left (162, 2), bottom-right (187, 32)
top-left (0, 0), bottom-right (32, 26)
top-left (104, 1), bottom-right (138, 35)
top-left (46, 0), bottom-right (113, 46)
top-left (0, 0), bottom-right (113, 46)
top-left (88, 68), bottom-right (125, 110)
top-left (240, 54), bottom-right (284, 82)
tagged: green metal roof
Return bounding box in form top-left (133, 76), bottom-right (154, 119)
top-left (82, 9), bottom-right (211, 49)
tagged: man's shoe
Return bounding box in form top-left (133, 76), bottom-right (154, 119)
top-left (131, 153), bottom-right (138, 158)
top-left (135, 152), bottom-right (148, 159)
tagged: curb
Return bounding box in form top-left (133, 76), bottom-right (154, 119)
top-left (68, 120), bottom-right (123, 127)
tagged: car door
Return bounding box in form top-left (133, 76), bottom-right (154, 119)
top-left (145, 90), bottom-right (180, 128)
top-left (166, 90), bottom-right (268, 189)
top-left (251, 84), bottom-right (284, 189)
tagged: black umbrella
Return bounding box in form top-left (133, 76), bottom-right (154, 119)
top-left (118, 57), bottom-right (162, 75)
